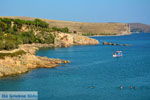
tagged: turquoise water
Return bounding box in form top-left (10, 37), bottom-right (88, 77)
top-left (0, 33), bottom-right (150, 100)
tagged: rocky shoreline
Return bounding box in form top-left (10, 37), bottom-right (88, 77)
top-left (0, 33), bottom-right (99, 77)
top-left (89, 32), bottom-right (132, 37)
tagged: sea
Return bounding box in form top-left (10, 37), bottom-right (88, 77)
top-left (0, 33), bottom-right (150, 100)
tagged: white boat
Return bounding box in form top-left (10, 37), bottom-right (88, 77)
top-left (113, 51), bottom-right (123, 57)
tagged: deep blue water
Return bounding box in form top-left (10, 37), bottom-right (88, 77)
top-left (0, 33), bottom-right (150, 100)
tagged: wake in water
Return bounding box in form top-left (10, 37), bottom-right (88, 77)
top-left (118, 85), bottom-right (150, 90)
top-left (76, 60), bottom-right (112, 67)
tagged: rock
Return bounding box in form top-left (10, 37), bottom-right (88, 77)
top-left (73, 34), bottom-right (99, 45)
top-left (103, 42), bottom-right (112, 45)
top-left (54, 33), bottom-right (74, 47)
top-left (64, 60), bottom-right (70, 63)
top-left (103, 42), bottom-right (130, 46)
top-left (54, 33), bottom-right (99, 47)
top-left (0, 53), bottom-right (70, 77)
top-left (0, 72), bottom-right (3, 77)
top-left (122, 44), bottom-right (131, 46)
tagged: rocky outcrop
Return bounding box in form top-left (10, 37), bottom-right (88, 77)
top-left (54, 33), bottom-right (74, 47)
top-left (0, 54), bottom-right (69, 77)
top-left (54, 33), bottom-right (99, 47)
top-left (73, 34), bottom-right (99, 45)
top-left (103, 42), bottom-right (130, 46)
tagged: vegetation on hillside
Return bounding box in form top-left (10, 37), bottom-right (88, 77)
top-left (51, 27), bottom-right (69, 33)
top-left (0, 18), bottom-right (70, 50)
top-left (0, 18), bottom-right (49, 31)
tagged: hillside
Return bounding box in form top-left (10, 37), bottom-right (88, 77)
top-left (0, 16), bottom-right (130, 35)
top-left (129, 23), bottom-right (150, 33)
top-left (0, 17), bottom-right (98, 50)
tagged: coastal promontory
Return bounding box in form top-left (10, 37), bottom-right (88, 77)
top-left (0, 17), bottom-right (99, 77)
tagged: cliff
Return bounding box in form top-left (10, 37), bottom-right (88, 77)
top-left (129, 23), bottom-right (150, 33)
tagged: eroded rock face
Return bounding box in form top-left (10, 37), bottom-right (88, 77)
top-left (54, 33), bottom-right (99, 47)
top-left (54, 33), bottom-right (74, 47)
top-left (73, 34), bottom-right (99, 45)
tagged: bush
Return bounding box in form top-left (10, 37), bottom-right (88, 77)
top-left (4, 40), bottom-right (18, 50)
top-left (0, 41), bottom-right (5, 50)
top-left (19, 31), bottom-right (36, 44)
top-left (52, 27), bottom-right (69, 33)
top-left (0, 50), bottom-right (26, 59)
top-left (0, 33), bottom-right (20, 50)
top-left (0, 21), bottom-right (7, 31)
top-left (0, 18), bottom-right (49, 33)
top-left (34, 19), bottom-right (49, 28)
top-left (43, 33), bottom-right (55, 43)
top-left (36, 32), bottom-right (55, 44)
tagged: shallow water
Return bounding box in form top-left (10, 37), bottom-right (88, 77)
top-left (0, 33), bottom-right (150, 100)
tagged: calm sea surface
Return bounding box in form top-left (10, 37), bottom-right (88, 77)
top-left (0, 33), bottom-right (150, 100)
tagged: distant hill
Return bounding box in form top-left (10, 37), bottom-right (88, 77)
top-left (129, 23), bottom-right (150, 33)
top-left (0, 16), bottom-right (130, 35)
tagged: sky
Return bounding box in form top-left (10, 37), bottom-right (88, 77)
top-left (0, 0), bottom-right (150, 24)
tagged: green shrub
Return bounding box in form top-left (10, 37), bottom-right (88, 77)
top-left (0, 33), bottom-right (20, 50)
top-left (36, 32), bottom-right (55, 44)
top-left (4, 40), bottom-right (18, 50)
top-left (0, 18), bottom-right (49, 32)
top-left (0, 21), bottom-right (7, 31)
top-left (0, 41), bottom-right (5, 50)
top-left (34, 19), bottom-right (49, 28)
top-left (19, 31), bottom-right (36, 44)
top-left (43, 33), bottom-right (55, 43)
top-left (52, 27), bottom-right (69, 33)
top-left (0, 50), bottom-right (26, 59)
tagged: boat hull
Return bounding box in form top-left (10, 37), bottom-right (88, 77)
top-left (113, 55), bottom-right (122, 57)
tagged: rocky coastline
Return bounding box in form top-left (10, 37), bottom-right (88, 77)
top-left (0, 33), bottom-right (99, 77)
